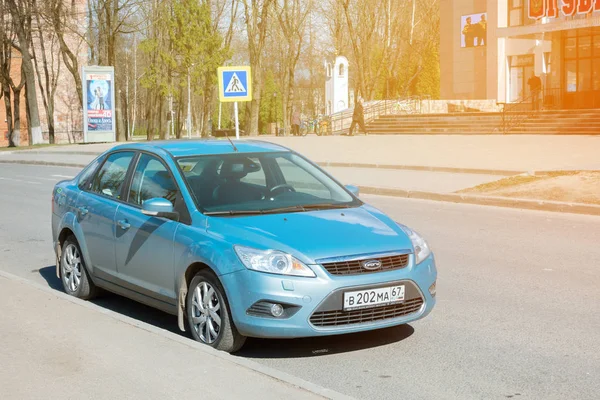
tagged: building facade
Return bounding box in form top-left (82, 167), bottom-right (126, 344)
top-left (441, 0), bottom-right (600, 109)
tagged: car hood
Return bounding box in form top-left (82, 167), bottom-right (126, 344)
top-left (206, 204), bottom-right (414, 263)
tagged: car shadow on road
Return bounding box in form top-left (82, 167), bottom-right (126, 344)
top-left (38, 266), bottom-right (183, 336)
top-left (39, 265), bottom-right (414, 357)
top-left (238, 324), bottom-right (414, 359)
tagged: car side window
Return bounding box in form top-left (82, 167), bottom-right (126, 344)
top-left (129, 154), bottom-right (178, 206)
top-left (78, 155), bottom-right (105, 191)
top-left (90, 151), bottom-right (135, 200)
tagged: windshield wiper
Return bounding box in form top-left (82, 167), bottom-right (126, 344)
top-left (262, 203), bottom-right (353, 214)
top-left (301, 203), bottom-right (353, 210)
top-left (260, 205), bottom-right (307, 214)
top-left (204, 209), bottom-right (265, 216)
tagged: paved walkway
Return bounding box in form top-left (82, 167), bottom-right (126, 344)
top-left (0, 272), bottom-right (347, 400)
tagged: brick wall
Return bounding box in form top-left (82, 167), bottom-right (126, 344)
top-left (0, 54), bottom-right (29, 147)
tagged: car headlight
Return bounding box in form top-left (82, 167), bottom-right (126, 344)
top-left (399, 225), bottom-right (431, 265)
top-left (234, 246), bottom-right (316, 277)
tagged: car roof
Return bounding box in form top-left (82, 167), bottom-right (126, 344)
top-left (108, 139), bottom-right (291, 158)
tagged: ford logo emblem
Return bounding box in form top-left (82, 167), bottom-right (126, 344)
top-left (362, 260), bottom-right (382, 270)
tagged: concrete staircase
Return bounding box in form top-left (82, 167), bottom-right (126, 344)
top-left (366, 109), bottom-right (600, 135)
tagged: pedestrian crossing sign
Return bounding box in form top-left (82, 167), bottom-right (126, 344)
top-left (218, 66), bottom-right (252, 102)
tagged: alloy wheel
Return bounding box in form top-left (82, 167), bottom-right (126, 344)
top-left (62, 243), bottom-right (82, 292)
top-left (191, 282), bottom-right (222, 344)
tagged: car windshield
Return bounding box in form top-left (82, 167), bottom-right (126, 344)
top-left (176, 151), bottom-right (360, 214)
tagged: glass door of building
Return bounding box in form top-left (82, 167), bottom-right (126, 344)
top-left (563, 28), bottom-right (600, 109)
top-left (509, 55), bottom-right (535, 102)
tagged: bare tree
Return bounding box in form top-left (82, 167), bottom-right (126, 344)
top-left (0, 0), bottom-right (17, 146)
top-left (46, 0), bottom-right (84, 108)
top-left (31, 0), bottom-right (61, 144)
top-left (7, 0), bottom-right (43, 144)
top-left (274, 0), bottom-right (311, 135)
top-left (241, 0), bottom-right (275, 136)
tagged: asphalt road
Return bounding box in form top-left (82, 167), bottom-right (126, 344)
top-left (1, 163), bottom-right (599, 400)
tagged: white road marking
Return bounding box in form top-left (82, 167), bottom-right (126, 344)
top-left (52, 175), bottom-right (75, 179)
top-left (16, 175), bottom-right (60, 182)
top-left (0, 177), bottom-right (41, 185)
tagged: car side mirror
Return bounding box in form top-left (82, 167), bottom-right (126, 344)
top-left (345, 184), bottom-right (360, 197)
top-left (142, 198), bottom-right (179, 221)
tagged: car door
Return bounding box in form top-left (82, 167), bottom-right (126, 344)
top-left (76, 151), bottom-right (136, 281)
top-left (114, 153), bottom-right (188, 307)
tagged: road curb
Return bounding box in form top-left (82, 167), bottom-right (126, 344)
top-left (0, 159), bottom-right (87, 168)
top-left (0, 270), bottom-right (355, 400)
top-left (359, 186), bottom-right (600, 216)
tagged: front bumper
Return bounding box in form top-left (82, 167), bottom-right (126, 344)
top-left (220, 253), bottom-right (437, 338)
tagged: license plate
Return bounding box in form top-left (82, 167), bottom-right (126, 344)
top-left (343, 285), bottom-right (405, 311)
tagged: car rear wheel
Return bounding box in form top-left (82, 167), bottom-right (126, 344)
top-left (186, 270), bottom-right (246, 353)
top-left (60, 236), bottom-right (98, 300)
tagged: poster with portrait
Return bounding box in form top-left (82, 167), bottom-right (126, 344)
top-left (461, 13), bottom-right (487, 48)
top-left (82, 66), bottom-right (116, 143)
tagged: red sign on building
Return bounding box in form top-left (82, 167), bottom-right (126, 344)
top-left (529, 0), bottom-right (599, 19)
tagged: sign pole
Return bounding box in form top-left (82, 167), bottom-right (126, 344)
top-left (234, 101), bottom-right (239, 140)
top-left (218, 102), bottom-right (222, 129)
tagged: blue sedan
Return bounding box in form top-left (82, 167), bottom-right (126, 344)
top-left (52, 140), bottom-right (437, 352)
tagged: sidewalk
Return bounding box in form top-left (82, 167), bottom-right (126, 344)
top-left (2, 134), bottom-right (600, 172)
top-left (0, 271), bottom-right (350, 400)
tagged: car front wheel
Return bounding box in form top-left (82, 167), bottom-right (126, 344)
top-left (60, 236), bottom-right (98, 300)
top-left (186, 270), bottom-right (246, 353)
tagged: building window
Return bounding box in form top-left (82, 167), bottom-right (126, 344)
top-left (508, 0), bottom-right (523, 27)
top-left (509, 54), bottom-right (535, 102)
top-left (508, 0), bottom-right (536, 27)
top-left (543, 52), bottom-right (551, 74)
top-left (563, 29), bottom-right (600, 92)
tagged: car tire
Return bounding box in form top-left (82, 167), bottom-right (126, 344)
top-left (60, 236), bottom-right (98, 300)
top-left (186, 270), bottom-right (246, 353)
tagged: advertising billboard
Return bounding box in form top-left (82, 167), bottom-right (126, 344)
top-left (461, 13), bottom-right (487, 48)
top-left (82, 66), bottom-right (116, 143)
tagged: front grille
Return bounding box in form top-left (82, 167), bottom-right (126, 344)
top-left (310, 297), bottom-right (423, 327)
top-left (321, 254), bottom-right (409, 276)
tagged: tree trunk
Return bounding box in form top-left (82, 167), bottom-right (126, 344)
top-left (247, 75), bottom-right (262, 136)
top-left (13, 86), bottom-right (22, 146)
top-left (8, 0), bottom-right (43, 144)
top-left (145, 91), bottom-right (155, 141)
top-left (31, 11), bottom-right (57, 144)
top-left (3, 86), bottom-right (15, 146)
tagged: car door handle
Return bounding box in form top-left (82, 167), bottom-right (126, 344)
top-left (117, 219), bottom-right (131, 230)
top-left (78, 207), bottom-right (89, 216)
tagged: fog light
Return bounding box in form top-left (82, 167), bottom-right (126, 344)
top-left (429, 282), bottom-right (436, 297)
top-left (270, 303), bottom-right (284, 317)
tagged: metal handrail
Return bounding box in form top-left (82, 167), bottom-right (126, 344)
top-left (325, 95), bottom-right (431, 135)
top-left (499, 93), bottom-right (540, 134)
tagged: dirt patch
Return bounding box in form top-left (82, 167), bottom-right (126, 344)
top-left (458, 171), bottom-right (600, 205)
